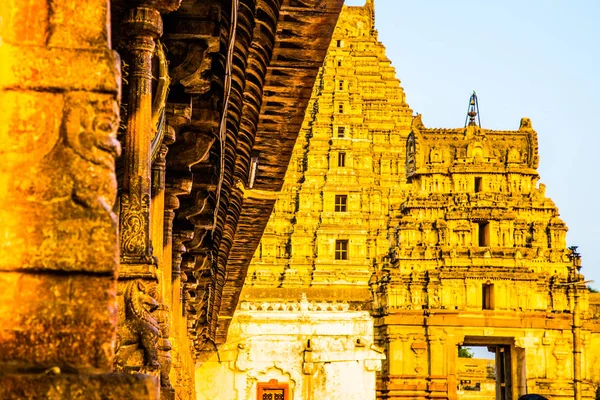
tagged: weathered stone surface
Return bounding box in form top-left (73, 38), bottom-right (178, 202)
top-left (0, 0), bottom-right (110, 48)
top-left (0, 272), bottom-right (118, 373)
top-left (0, 45), bottom-right (121, 93)
top-left (0, 373), bottom-right (159, 400)
top-left (0, 92), bottom-right (120, 273)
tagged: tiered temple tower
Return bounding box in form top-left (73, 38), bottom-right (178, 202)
top-left (246, 0), bottom-right (412, 293)
top-left (374, 105), bottom-right (595, 399)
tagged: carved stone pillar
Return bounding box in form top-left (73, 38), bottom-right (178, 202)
top-left (114, 4), bottom-right (182, 399)
top-left (119, 7), bottom-right (162, 276)
top-left (0, 0), bottom-right (155, 397)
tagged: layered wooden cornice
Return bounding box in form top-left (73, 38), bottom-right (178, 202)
top-left (160, 0), bottom-right (343, 358)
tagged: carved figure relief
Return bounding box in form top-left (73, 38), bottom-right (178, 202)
top-left (154, 301), bottom-right (174, 391)
top-left (435, 219), bottom-right (449, 246)
top-left (115, 280), bottom-right (161, 372)
top-left (532, 221), bottom-right (547, 247)
top-left (507, 147), bottom-right (520, 163)
top-left (65, 93), bottom-right (121, 210)
top-left (552, 339), bottom-right (570, 379)
top-left (406, 133), bottom-right (417, 175)
top-left (429, 148), bottom-right (442, 163)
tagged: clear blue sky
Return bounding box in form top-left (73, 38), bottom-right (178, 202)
top-left (347, 0), bottom-right (600, 289)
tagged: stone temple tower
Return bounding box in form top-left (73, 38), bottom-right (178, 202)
top-left (247, 0), bottom-right (412, 292)
top-left (374, 102), bottom-right (595, 399)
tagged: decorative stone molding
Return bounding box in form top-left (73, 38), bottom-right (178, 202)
top-left (239, 298), bottom-right (351, 313)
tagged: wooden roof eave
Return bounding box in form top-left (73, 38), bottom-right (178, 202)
top-left (211, 0), bottom-right (345, 347)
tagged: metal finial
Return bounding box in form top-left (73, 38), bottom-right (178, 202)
top-left (464, 91), bottom-right (481, 127)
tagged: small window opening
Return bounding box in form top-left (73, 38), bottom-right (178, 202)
top-left (338, 104), bottom-right (344, 114)
top-left (339, 80), bottom-right (344, 90)
top-left (335, 239), bottom-right (349, 260)
top-left (482, 283), bottom-right (494, 310)
top-left (337, 60), bottom-right (342, 67)
top-left (475, 177), bottom-right (483, 192)
top-left (338, 152), bottom-right (346, 167)
top-left (336, 40), bottom-right (343, 48)
top-left (335, 195), bottom-right (347, 212)
top-left (337, 127), bottom-right (346, 137)
top-left (257, 379), bottom-right (289, 400)
top-left (478, 221), bottom-right (490, 247)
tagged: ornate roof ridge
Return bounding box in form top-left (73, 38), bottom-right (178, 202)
top-left (414, 115), bottom-right (536, 135)
top-left (416, 126), bottom-right (534, 134)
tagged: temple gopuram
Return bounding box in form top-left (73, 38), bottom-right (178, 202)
top-left (374, 107), bottom-right (597, 399)
top-left (0, 0), bottom-right (344, 399)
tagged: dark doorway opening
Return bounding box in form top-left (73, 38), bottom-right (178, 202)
top-left (478, 221), bottom-right (490, 247)
top-left (475, 177), bottom-right (483, 192)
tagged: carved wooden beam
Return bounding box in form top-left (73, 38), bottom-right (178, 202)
top-left (210, 0), bottom-right (345, 348)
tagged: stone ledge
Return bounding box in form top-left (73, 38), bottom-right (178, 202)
top-left (0, 373), bottom-right (158, 400)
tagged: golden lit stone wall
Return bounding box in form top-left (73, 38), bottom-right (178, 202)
top-left (246, 0), bottom-right (412, 291)
top-left (588, 293), bottom-right (600, 389)
top-left (0, 0), bottom-right (157, 397)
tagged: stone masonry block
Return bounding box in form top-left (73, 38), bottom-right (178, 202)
top-left (0, 373), bottom-right (159, 400)
top-left (47, 0), bottom-right (110, 48)
top-left (0, 91), bottom-right (120, 274)
top-left (0, 272), bottom-right (118, 373)
top-left (0, 0), bottom-right (49, 45)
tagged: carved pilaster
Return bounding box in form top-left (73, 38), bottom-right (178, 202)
top-left (115, 6), bottom-right (183, 399)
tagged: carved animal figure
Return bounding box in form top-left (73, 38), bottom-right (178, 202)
top-left (115, 281), bottom-right (160, 370)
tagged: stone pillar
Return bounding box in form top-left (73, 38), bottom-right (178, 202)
top-left (119, 6), bottom-right (162, 276)
top-left (0, 0), bottom-right (155, 397)
top-left (114, 3), bottom-right (182, 399)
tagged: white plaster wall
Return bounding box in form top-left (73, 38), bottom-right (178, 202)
top-left (195, 298), bottom-right (383, 400)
